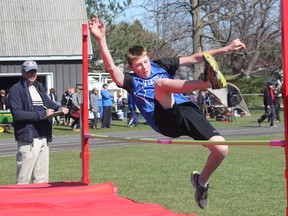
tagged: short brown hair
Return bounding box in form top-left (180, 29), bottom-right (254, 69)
top-left (49, 88), bottom-right (55, 94)
top-left (125, 46), bottom-right (148, 66)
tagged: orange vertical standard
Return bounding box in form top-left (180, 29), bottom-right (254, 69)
top-left (81, 24), bottom-right (90, 184)
top-left (281, 0), bottom-right (288, 215)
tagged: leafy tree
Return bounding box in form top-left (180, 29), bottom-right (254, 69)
top-left (108, 20), bottom-right (176, 64)
top-left (234, 77), bottom-right (268, 107)
top-left (85, 0), bottom-right (132, 72)
top-left (88, 17), bottom-right (175, 72)
top-left (128, 0), bottom-right (281, 80)
top-left (85, 0), bottom-right (132, 23)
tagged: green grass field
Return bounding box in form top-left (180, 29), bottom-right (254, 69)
top-left (0, 108), bottom-right (286, 216)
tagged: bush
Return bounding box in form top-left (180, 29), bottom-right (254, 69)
top-left (233, 77), bottom-right (267, 108)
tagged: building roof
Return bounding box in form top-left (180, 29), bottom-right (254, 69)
top-left (0, 0), bottom-right (93, 61)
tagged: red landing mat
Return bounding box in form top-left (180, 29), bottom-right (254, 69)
top-left (0, 182), bottom-right (198, 216)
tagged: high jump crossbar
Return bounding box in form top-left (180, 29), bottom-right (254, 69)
top-left (84, 134), bottom-right (284, 147)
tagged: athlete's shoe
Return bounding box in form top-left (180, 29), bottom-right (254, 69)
top-left (202, 53), bottom-right (227, 89)
top-left (191, 171), bottom-right (209, 209)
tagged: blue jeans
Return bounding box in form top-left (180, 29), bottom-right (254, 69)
top-left (92, 111), bottom-right (99, 127)
top-left (128, 108), bottom-right (138, 127)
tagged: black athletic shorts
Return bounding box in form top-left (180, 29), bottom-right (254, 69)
top-left (154, 99), bottom-right (220, 140)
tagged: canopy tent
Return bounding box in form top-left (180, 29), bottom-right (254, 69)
top-left (207, 82), bottom-right (250, 117)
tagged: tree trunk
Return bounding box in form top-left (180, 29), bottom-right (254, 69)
top-left (191, 0), bottom-right (203, 80)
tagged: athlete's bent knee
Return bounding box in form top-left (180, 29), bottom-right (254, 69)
top-left (217, 145), bottom-right (229, 157)
top-left (155, 78), bottom-right (171, 88)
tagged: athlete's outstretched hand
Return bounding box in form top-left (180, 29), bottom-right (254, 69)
top-left (227, 38), bottom-right (246, 52)
top-left (89, 16), bottom-right (106, 40)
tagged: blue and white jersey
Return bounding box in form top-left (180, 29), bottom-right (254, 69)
top-left (122, 58), bottom-right (189, 132)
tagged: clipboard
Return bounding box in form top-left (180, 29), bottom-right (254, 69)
top-left (41, 110), bottom-right (64, 120)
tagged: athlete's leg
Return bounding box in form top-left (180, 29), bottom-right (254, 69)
top-left (191, 135), bottom-right (228, 209)
top-left (154, 78), bottom-right (211, 109)
top-left (200, 135), bottom-right (228, 183)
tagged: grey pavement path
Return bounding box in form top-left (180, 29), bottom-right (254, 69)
top-left (0, 124), bottom-right (285, 156)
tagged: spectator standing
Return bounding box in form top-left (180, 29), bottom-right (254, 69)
top-left (0, 89), bottom-right (7, 110)
top-left (61, 86), bottom-right (72, 126)
top-left (90, 87), bottom-right (99, 129)
top-left (8, 60), bottom-right (69, 184)
top-left (257, 81), bottom-right (277, 127)
top-left (71, 87), bottom-right (82, 131)
top-left (49, 88), bottom-right (60, 125)
top-left (198, 89), bottom-right (209, 118)
top-left (127, 93), bottom-right (138, 127)
top-left (4, 90), bottom-right (10, 110)
top-left (116, 93), bottom-right (124, 111)
top-left (274, 83), bottom-right (282, 121)
top-left (101, 84), bottom-right (113, 128)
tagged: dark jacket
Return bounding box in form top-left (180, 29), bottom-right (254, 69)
top-left (9, 78), bottom-right (61, 142)
top-left (263, 86), bottom-right (274, 107)
top-left (61, 91), bottom-right (70, 107)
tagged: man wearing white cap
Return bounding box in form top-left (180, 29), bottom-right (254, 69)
top-left (9, 60), bottom-right (69, 184)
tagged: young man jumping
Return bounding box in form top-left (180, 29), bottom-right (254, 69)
top-left (89, 16), bottom-right (246, 209)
